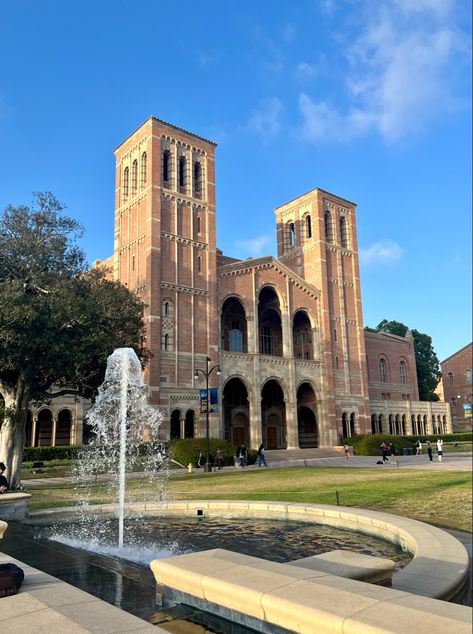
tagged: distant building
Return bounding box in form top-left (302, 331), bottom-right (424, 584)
top-left (440, 343), bottom-right (473, 432)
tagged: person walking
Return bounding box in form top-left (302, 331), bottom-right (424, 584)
top-left (436, 438), bottom-right (443, 463)
top-left (257, 443), bottom-right (268, 467)
top-left (388, 442), bottom-right (397, 464)
top-left (236, 444), bottom-right (247, 468)
top-left (344, 443), bottom-right (350, 459)
top-left (415, 439), bottom-right (422, 455)
top-left (215, 447), bottom-right (224, 470)
top-left (426, 440), bottom-right (433, 462)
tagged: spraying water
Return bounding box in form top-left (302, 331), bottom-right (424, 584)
top-left (73, 348), bottom-right (166, 550)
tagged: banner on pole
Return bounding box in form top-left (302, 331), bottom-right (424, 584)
top-left (199, 388), bottom-right (218, 413)
top-left (463, 403), bottom-right (472, 418)
top-left (199, 389), bottom-right (208, 413)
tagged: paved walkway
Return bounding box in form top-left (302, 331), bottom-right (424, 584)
top-left (20, 452), bottom-right (471, 489)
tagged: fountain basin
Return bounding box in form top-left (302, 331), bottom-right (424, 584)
top-left (0, 492), bottom-right (30, 520)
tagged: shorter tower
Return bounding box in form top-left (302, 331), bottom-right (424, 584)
top-left (274, 188), bottom-right (371, 437)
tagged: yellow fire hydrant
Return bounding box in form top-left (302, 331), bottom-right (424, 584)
top-left (187, 463), bottom-right (193, 474)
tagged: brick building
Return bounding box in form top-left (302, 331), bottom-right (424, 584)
top-left (97, 116), bottom-right (451, 448)
top-left (440, 343), bottom-right (473, 432)
top-left (15, 116), bottom-right (451, 449)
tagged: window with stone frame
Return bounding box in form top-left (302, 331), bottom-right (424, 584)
top-left (324, 210), bottom-right (334, 242)
top-left (140, 152), bottom-right (147, 189)
top-left (305, 215), bottom-right (312, 239)
top-left (123, 166), bottom-right (129, 200)
top-left (193, 161), bottom-right (202, 198)
top-left (400, 360), bottom-right (406, 384)
top-left (178, 155), bottom-right (186, 191)
top-left (131, 159), bottom-right (138, 194)
top-left (339, 215), bottom-right (348, 248)
top-left (163, 150), bottom-right (171, 184)
top-left (379, 358), bottom-right (387, 383)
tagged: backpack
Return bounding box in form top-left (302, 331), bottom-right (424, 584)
top-left (0, 563), bottom-right (25, 598)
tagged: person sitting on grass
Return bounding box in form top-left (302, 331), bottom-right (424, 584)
top-left (0, 463), bottom-right (8, 494)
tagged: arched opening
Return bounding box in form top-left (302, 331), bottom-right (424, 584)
top-left (378, 414), bottom-right (384, 434)
top-left (324, 210), bottom-right (333, 242)
top-left (395, 414), bottom-right (401, 435)
top-left (306, 215), bottom-right (312, 239)
top-left (223, 378), bottom-right (249, 447)
top-left (442, 415), bottom-right (447, 433)
top-left (379, 358), bottom-right (387, 383)
top-left (400, 360), bottom-right (406, 384)
top-left (184, 410), bottom-right (195, 438)
top-left (350, 412), bottom-right (356, 435)
top-left (401, 414), bottom-right (407, 435)
top-left (339, 216), bottom-right (348, 248)
top-left (371, 414), bottom-right (381, 435)
top-left (193, 162), bottom-right (202, 198)
top-left (412, 415), bottom-right (417, 435)
top-left (170, 410), bottom-right (181, 440)
top-left (262, 380), bottom-right (286, 449)
top-left (163, 150), bottom-right (171, 183)
top-left (178, 156), bottom-right (186, 190)
top-left (342, 412), bottom-right (349, 438)
top-left (389, 414), bottom-right (394, 435)
top-left (36, 409), bottom-right (53, 446)
top-left (297, 383), bottom-right (317, 448)
top-left (122, 166), bottom-right (129, 200)
top-left (258, 287), bottom-right (283, 356)
top-left (140, 151), bottom-right (147, 189)
top-left (131, 159), bottom-right (138, 194)
top-left (417, 415), bottom-right (423, 435)
top-left (422, 415), bottom-right (428, 435)
top-left (56, 409), bottom-right (72, 446)
top-left (221, 297), bottom-right (247, 353)
top-left (293, 310), bottom-right (313, 360)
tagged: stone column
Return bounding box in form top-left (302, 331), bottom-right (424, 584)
top-left (180, 418), bottom-right (185, 439)
top-left (249, 396), bottom-right (262, 449)
top-left (285, 399), bottom-right (299, 449)
top-left (31, 413), bottom-right (38, 447)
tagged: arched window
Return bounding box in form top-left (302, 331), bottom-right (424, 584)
top-left (131, 159), bottom-right (138, 194)
top-left (448, 372), bottom-right (454, 384)
top-left (324, 210), bottom-right (333, 242)
top-left (465, 370), bottom-right (472, 385)
top-left (178, 156), bottom-right (186, 189)
top-left (140, 152), bottom-right (147, 188)
top-left (306, 215), bottom-right (312, 239)
top-left (123, 166), bottom-right (129, 199)
top-left (286, 221), bottom-right (296, 248)
top-left (163, 150), bottom-right (170, 183)
top-left (197, 256), bottom-right (202, 273)
top-left (335, 355), bottom-right (339, 369)
top-left (400, 360), bottom-right (406, 384)
top-left (339, 216), bottom-right (348, 248)
top-left (193, 162), bottom-right (202, 197)
top-left (333, 328), bottom-right (337, 342)
top-left (164, 333), bottom-right (169, 351)
top-left (162, 299), bottom-right (172, 317)
top-left (197, 216), bottom-right (201, 234)
top-left (379, 358), bottom-right (387, 383)
top-left (164, 302), bottom-right (169, 316)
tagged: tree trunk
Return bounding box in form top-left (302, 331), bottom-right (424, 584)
top-left (0, 380), bottom-right (28, 489)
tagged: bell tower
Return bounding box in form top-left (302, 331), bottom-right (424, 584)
top-left (112, 117), bottom-right (218, 436)
top-left (274, 188), bottom-right (371, 437)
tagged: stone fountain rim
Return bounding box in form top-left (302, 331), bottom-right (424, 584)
top-left (28, 498), bottom-right (470, 601)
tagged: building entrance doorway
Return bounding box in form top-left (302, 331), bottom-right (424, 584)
top-left (261, 380), bottom-right (286, 449)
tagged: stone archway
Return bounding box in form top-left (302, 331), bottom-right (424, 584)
top-left (37, 409), bottom-right (53, 446)
top-left (170, 409), bottom-right (181, 440)
top-left (261, 379), bottom-right (286, 449)
top-left (184, 410), bottom-right (195, 438)
top-left (296, 382), bottom-right (318, 448)
top-left (56, 409), bottom-right (72, 446)
top-left (223, 378), bottom-right (250, 447)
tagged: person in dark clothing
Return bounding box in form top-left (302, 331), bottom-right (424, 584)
top-left (236, 444), bottom-right (247, 468)
top-left (0, 462), bottom-right (8, 493)
top-left (388, 442), bottom-right (397, 464)
top-left (257, 443), bottom-right (268, 467)
top-left (426, 441), bottom-right (433, 462)
top-left (379, 442), bottom-right (389, 463)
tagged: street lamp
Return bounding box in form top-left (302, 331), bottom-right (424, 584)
top-left (194, 356), bottom-right (221, 472)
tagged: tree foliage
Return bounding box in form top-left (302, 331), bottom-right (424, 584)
top-left (0, 193), bottom-right (148, 487)
top-left (364, 319), bottom-right (441, 401)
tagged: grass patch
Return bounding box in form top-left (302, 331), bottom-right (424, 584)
top-left (25, 466), bottom-right (472, 533)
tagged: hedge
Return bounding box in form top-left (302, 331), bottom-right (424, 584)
top-left (169, 437), bottom-right (257, 467)
top-left (345, 432), bottom-right (472, 456)
top-left (22, 446), bottom-right (82, 462)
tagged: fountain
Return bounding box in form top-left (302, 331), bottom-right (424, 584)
top-left (71, 347), bottom-right (166, 552)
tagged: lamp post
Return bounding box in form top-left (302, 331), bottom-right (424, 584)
top-left (194, 356), bottom-right (221, 472)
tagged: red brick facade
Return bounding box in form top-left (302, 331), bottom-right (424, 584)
top-left (104, 116), bottom-right (452, 448)
top-left (441, 343), bottom-right (473, 432)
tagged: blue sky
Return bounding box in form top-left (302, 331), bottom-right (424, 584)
top-left (0, 0), bottom-right (471, 361)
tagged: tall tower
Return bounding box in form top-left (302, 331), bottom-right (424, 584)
top-left (274, 188), bottom-right (370, 436)
top-left (112, 117), bottom-right (218, 436)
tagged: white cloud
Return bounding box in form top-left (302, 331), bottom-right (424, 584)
top-left (359, 240), bottom-right (404, 266)
top-left (299, 0), bottom-right (468, 143)
top-left (248, 97), bottom-right (284, 138)
top-left (282, 24), bottom-right (296, 43)
top-left (319, 0), bottom-right (336, 15)
top-left (296, 62), bottom-right (319, 79)
top-left (235, 235), bottom-right (273, 257)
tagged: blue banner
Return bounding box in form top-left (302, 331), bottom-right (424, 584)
top-left (199, 388), bottom-right (218, 413)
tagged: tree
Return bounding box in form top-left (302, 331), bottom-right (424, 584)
top-left (364, 319), bottom-right (441, 402)
top-left (0, 193), bottom-right (148, 488)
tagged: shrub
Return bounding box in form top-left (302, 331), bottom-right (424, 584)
top-left (169, 438), bottom-right (256, 467)
top-left (22, 446), bottom-right (82, 462)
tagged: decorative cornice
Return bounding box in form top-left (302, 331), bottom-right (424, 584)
top-left (119, 235), bottom-right (146, 253)
top-left (161, 231), bottom-right (208, 250)
top-left (161, 282), bottom-right (208, 297)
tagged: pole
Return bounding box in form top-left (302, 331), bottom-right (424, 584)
top-left (205, 356), bottom-right (210, 472)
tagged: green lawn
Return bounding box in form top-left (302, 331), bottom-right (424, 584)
top-left (26, 466), bottom-right (472, 533)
